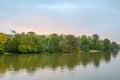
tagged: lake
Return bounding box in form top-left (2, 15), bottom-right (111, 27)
top-left (0, 51), bottom-right (120, 80)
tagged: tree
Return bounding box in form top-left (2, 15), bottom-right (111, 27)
top-left (0, 31), bottom-right (119, 53)
top-left (111, 42), bottom-right (118, 50)
top-left (16, 32), bottom-right (41, 53)
top-left (80, 35), bottom-right (93, 52)
top-left (0, 33), bottom-right (8, 54)
top-left (39, 35), bottom-right (48, 53)
top-left (76, 36), bottom-right (81, 52)
top-left (103, 39), bottom-right (111, 51)
top-left (60, 34), bottom-right (77, 53)
top-left (95, 40), bottom-right (104, 50)
top-left (27, 32), bottom-right (40, 53)
top-left (5, 30), bottom-right (18, 53)
top-left (18, 33), bottom-right (29, 53)
top-left (48, 33), bottom-right (60, 53)
top-left (92, 34), bottom-right (99, 42)
top-left (92, 34), bottom-right (99, 49)
top-left (0, 33), bottom-right (8, 44)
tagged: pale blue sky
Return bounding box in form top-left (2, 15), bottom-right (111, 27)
top-left (0, 0), bottom-right (120, 43)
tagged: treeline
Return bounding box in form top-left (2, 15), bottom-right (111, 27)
top-left (0, 31), bottom-right (119, 54)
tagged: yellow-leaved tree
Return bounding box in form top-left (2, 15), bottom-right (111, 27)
top-left (0, 33), bottom-right (8, 53)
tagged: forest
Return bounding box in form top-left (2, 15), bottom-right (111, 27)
top-left (0, 31), bottom-right (119, 54)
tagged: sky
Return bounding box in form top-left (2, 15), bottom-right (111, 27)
top-left (0, 0), bottom-right (120, 43)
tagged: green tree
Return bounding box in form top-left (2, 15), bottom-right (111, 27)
top-left (103, 39), bottom-right (111, 51)
top-left (92, 34), bottom-right (99, 42)
top-left (27, 32), bottom-right (40, 53)
top-left (80, 35), bottom-right (93, 52)
top-left (17, 32), bottom-right (42, 53)
top-left (0, 31), bottom-right (118, 53)
top-left (92, 34), bottom-right (99, 49)
top-left (95, 40), bottom-right (104, 50)
top-left (5, 30), bottom-right (19, 53)
top-left (39, 35), bottom-right (48, 53)
top-left (60, 35), bottom-right (77, 53)
top-left (18, 33), bottom-right (30, 53)
top-left (48, 33), bottom-right (60, 53)
top-left (111, 42), bottom-right (118, 50)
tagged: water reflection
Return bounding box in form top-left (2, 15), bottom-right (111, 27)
top-left (0, 51), bottom-right (119, 74)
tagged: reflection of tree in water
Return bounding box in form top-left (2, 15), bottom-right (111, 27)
top-left (112, 50), bottom-right (119, 58)
top-left (0, 51), bottom-right (119, 74)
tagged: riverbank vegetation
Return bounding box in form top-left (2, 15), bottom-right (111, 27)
top-left (0, 31), bottom-right (119, 54)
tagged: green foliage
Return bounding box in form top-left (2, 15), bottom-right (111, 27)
top-left (92, 34), bottom-right (99, 42)
top-left (0, 31), bottom-right (119, 53)
top-left (103, 39), bottom-right (111, 51)
top-left (60, 35), bottom-right (78, 53)
top-left (80, 35), bottom-right (93, 51)
top-left (39, 35), bottom-right (48, 53)
top-left (0, 33), bottom-right (8, 54)
top-left (0, 33), bottom-right (8, 44)
top-left (111, 42), bottom-right (118, 50)
top-left (0, 45), bottom-right (6, 54)
top-left (48, 33), bottom-right (60, 53)
top-left (95, 40), bottom-right (104, 50)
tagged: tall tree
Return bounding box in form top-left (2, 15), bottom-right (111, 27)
top-left (48, 33), bottom-right (60, 53)
top-left (92, 34), bottom-right (99, 49)
top-left (103, 39), bottom-right (111, 51)
top-left (92, 34), bottom-right (99, 42)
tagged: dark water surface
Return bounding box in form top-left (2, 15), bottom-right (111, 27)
top-left (0, 51), bottom-right (120, 80)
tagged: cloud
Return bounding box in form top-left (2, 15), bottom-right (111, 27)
top-left (0, 0), bottom-right (120, 43)
top-left (0, 14), bottom-right (92, 36)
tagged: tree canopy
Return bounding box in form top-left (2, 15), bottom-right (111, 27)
top-left (0, 31), bottom-right (119, 54)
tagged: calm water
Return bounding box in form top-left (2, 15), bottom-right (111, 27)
top-left (0, 51), bottom-right (120, 80)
